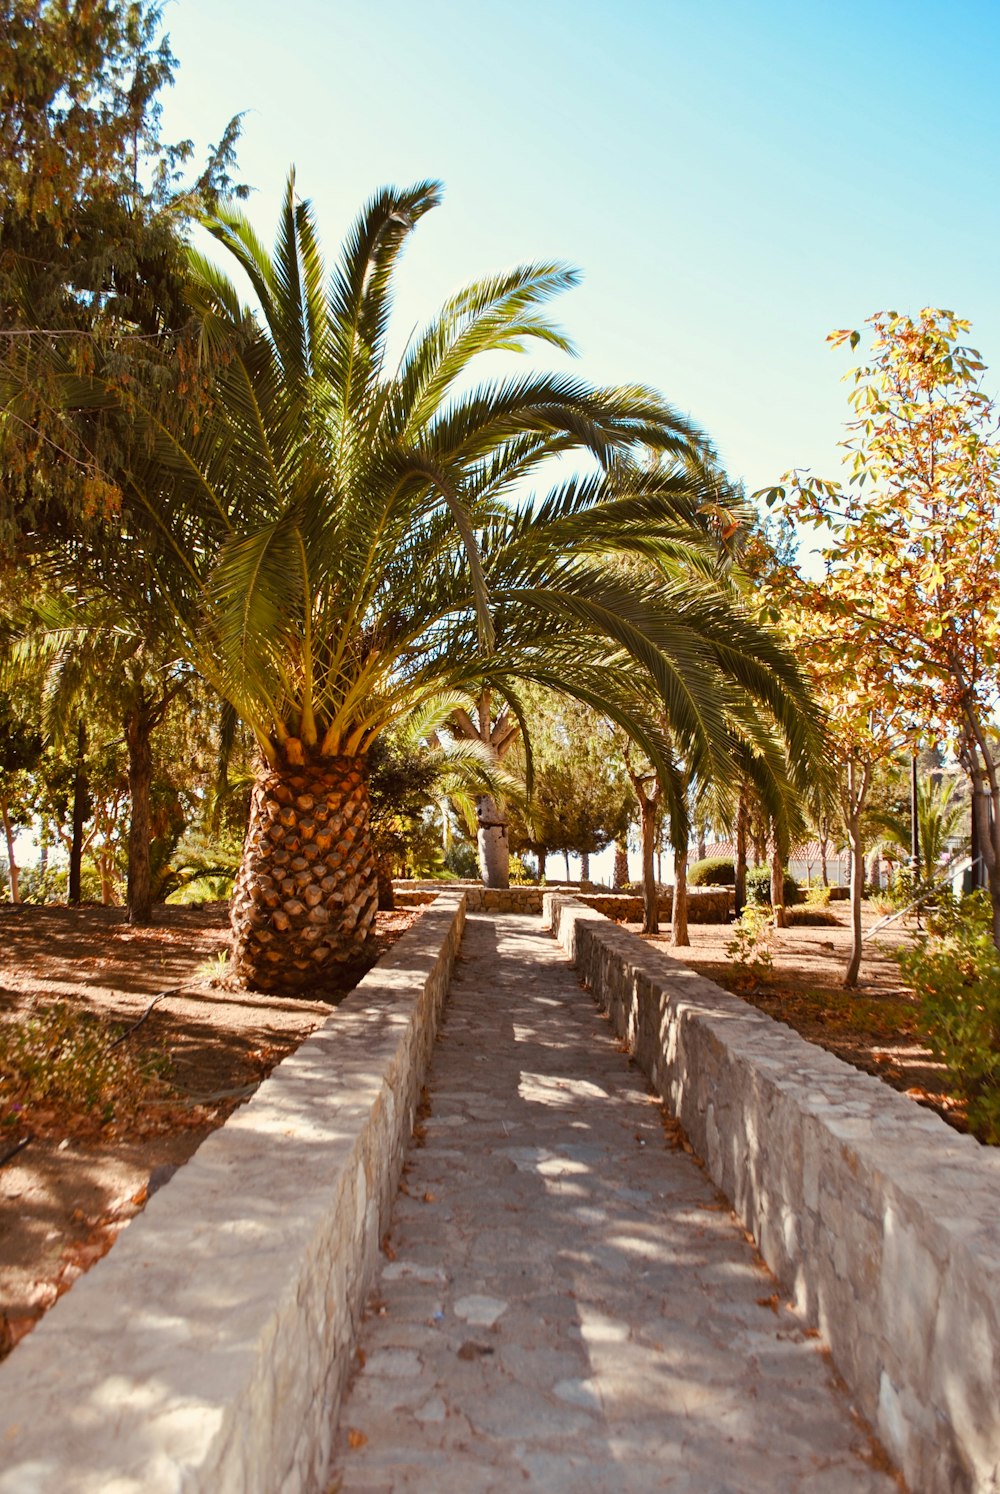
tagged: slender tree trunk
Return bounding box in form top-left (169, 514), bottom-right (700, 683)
top-left (843, 758), bottom-right (872, 989)
top-left (819, 817), bottom-right (830, 887)
top-left (1, 796), bottom-right (20, 903)
top-left (125, 704), bottom-right (154, 925)
top-left (563, 850), bottom-right (571, 882)
top-left (230, 754), bottom-right (378, 993)
top-left (69, 719), bottom-right (87, 905)
top-left (613, 837), bottom-right (629, 890)
top-left (770, 836), bottom-right (787, 928)
top-left (734, 793), bottom-right (748, 916)
top-left (476, 792), bottom-right (509, 889)
top-left (580, 850), bottom-right (590, 883)
top-left (671, 844), bottom-right (689, 946)
top-left (641, 799), bottom-right (659, 935)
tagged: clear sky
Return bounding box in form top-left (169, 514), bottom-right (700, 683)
top-left (157, 0), bottom-right (1000, 500)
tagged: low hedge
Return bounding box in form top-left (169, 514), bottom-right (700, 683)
top-left (688, 857), bottom-right (735, 886)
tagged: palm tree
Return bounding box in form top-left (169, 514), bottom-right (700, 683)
top-left (72, 177), bottom-right (730, 991)
top-left (10, 178), bottom-right (824, 992)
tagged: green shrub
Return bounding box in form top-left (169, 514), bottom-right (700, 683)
top-left (804, 884), bottom-right (831, 909)
top-left (688, 857), bottom-right (735, 887)
top-left (443, 841), bottom-right (479, 879)
top-left (746, 865), bottom-right (798, 906)
top-left (896, 891), bottom-right (1000, 1144)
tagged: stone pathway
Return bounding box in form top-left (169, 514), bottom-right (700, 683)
top-left (328, 914), bottom-right (897, 1493)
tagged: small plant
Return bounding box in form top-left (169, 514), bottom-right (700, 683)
top-left (896, 892), bottom-right (1000, 1144)
top-left (804, 884), bottom-right (831, 909)
top-left (726, 905), bottom-right (774, 984)
top-left (196, 949), bottom-right (231, 982)
top-left (0, 1003), bottom-right (170, 1134)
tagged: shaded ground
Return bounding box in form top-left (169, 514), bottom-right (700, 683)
top-left (0, 902), bottom-right (417, 1355)
top-left (642, 902), bottom-right (965, 1130)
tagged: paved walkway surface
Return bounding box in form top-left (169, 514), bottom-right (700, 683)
top-left (328, 914), bottom-right (897, 1493)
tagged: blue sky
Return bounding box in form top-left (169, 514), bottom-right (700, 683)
top-left (158, 0), bottom-right (1000, 500)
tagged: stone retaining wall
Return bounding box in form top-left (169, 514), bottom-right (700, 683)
top-left (544, 894), bottom-right (1000, 1494)
top-left (394, 880), bottom-right (729, 922)
top-left (0, 892), bottom-right (466, 1494)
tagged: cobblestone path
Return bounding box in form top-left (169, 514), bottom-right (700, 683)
top-left (328, 914), bottom-right (897, 1493)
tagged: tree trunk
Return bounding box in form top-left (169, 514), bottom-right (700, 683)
top-left (230, 755), bottom-right (378, 993)
top-left (770, 838), bottom-right (787, 928)
top-left (844, 809), bottom-right (865, 988)
top-left (734, 793), bottom-right (748, 916)
top-left (843, 758), bottom-right (872, 989)
top-left (563, 851), bottom-right (571, 882)
top-left (476, 792), bottom-right (509, 889)
top-left (580, 850), bottom-right (590, 884)
top-left (537, 846), bottom-right (548, 882)
top-left (671, 845), bottom-right (689, 946)
top-left (819, 818), bottom-right (829, 887)
top-left (69, 719), bottom-right (87, 905)
top-left (376, 853), bottom-right (395, 911)
top-left (697, 831), bottom-right (706, 862)
top-left (641, 799), bottom-right (659, 935)
top-left (125, 704), bottom-right (154, 926)
top-left (1, 796), bottom-right (20, 903)
top-left (613, 837), bottom-right (629, 890)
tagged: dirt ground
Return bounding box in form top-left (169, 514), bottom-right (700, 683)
top-left (641, 901), bottom-right (963, 1127)
top-left (0, 902), bottom-right (418, 1357)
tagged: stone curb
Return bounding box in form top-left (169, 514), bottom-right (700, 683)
top-left (544, 893), bottom-right (1000, 1494)
top-left (0, 891), bottom-right (466, 1494)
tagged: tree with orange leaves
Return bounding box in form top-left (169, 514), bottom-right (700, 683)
top-left (763, 308), bottom-right (1000, 952)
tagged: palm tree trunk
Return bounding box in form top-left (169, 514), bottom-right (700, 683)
top-left (613, 837), bottom-right (629, 889)
top-left (376, 853), bottom-right (395, 911)
top-left (69, 719), bottom-right (87, 905)
top-left (230, 755), bottom-right (378, 993)
top-left (537, 846), bottom-right (548, 882)
top-left (671, 845), bottom-right (689, 946)
top-left (125, 704), bottom-right (154, 925)
top-left (770, 835), bottom-right (787, 929)
top-left (734, 792), bottom-right (748, 916)
top-left (476, 792), bottom-right (509, 889)
top-left (640, 799), bottom-right (659, 935)
top-left (580, 850), bottom-right (590, 883)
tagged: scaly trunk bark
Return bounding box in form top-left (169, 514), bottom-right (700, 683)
top-left (476, 792), bottom-right (509, 889)
top-left (770, 838), bottom-right (787, 929)
top-left (580, 850), bottom-right (591, 883)
top-left (1, 796), bottom-right (20, 903)
top-left (69, 719), bottom-right (87, 905)
top-left (125, 704), bottom-right (154, 926)
top-left (613, 838), bottom-right (629, 890)
top-left (640, 799), bottom-right (659, 935)
top-left (230, 755), bottom-right (378, 993)
top-left (734, 793), bottom-right (748, 916)
top-left (537, 846), bottom-right (548, 882)
top-left (671, 846), bottom-right (689, 946)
